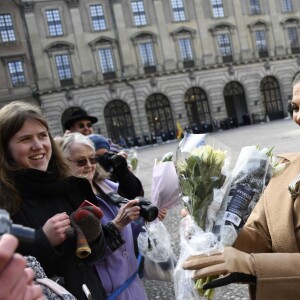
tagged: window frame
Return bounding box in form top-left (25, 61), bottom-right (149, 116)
top-left (178, 37), bottom-right (195, 68)
top-left (287, 27), bottom-right (300, 53)
top-left (7, 59), bottom-right (26, 88)
top-left (131, 0), bottom-right (147, 27)
top-left (0, 13), bottom-right (16, 42)
top-left (255, 29), bottom-right (269, 58)
top-left (171, 0), bottom-right (187, 22)
top-left (54, 53), bottom-right (73, 86)
top-left (139, 42), bottom-right (156, 70)
top-left (98, 46), bottom-right (116, 79)
top-left (45, 8), bottom-right (64, 37)
top-left (89, 4), bottom-right (107, 31)
top-left (211, 0), bottom-right (225, 19)
top-left (249, 0), bottom-right (262, 15)
top-left (217, 33), bottom-right (233, 63)
top-left (281, 0), bottom-right (293, 13)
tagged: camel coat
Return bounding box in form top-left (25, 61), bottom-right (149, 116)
top-left (234, 152), bottom-right (300, 300)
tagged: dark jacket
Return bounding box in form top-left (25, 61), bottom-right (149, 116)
top-left (12, 168), bottom-right (106, 300)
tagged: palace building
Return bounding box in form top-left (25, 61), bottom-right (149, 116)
top-left (1, 0), bottom-right (300, 144)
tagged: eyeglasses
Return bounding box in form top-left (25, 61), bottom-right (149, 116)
top-left (79, 122), bottom-right (92, 129)
top-left (69, 157), bottom-right (97, 167)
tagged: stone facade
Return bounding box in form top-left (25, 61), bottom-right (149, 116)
top-left (0, 0), bottom-right (38, 107)
top-left (1, 0), bottom-right (300, 143)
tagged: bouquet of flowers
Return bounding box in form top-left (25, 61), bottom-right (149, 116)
top-left (174, 134), bottom-right (231, 300)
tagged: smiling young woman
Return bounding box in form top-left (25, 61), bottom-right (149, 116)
top-left (0, 101), bottom-right (107, 300)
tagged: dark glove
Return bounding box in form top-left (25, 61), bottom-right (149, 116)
top-left (67, 204), bottom-right (103, 258)
top-left (111, 155), bottom-right (129, 178)
top-left (182, 247), bottom-right (256, 289)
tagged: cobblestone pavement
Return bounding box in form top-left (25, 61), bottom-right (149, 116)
top-left (136, 118), bottom-right (300, 300)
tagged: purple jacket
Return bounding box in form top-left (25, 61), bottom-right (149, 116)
top-left (94, 181), bottom-right (147, 300)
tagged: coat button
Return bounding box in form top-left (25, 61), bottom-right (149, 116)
top-left (122, 251), bottom-right (128, 257)
top-left (78, 263), bottom-right (84, 269)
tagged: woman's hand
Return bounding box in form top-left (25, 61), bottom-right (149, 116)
top-left (112, 199), bottom-right (140, 230)
top-left (182, 247), bottom-right (256, 289)
top-left (42, 213), bottom-right (71, 247)
top-left (158, 208), bottom-right (167, 221)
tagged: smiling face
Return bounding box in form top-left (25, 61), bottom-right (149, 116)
top-left (67, 143), bottom-right (96, 184)
top-left (8, 119), bottom-right (52, 171)
top-left (292, 81), bottom-right (300, 126)
top-left (70, 119), bottom-right (94, 136)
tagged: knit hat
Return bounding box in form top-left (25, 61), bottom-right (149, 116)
top-left (88, 134), bottom-right (110, 151)
top-left (64, 108), bottom-right (98, 130)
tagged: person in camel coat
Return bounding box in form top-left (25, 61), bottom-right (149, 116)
top-left (182, 72), bottom-right (300, 300)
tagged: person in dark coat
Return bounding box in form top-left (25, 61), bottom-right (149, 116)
top-left (88, 134), bottom-right (144, 200)
top-left (0, 101), bottom-right (106, 300)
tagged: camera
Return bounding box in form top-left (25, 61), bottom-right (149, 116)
top-left (108, 192), bottom-right (159, 222)
top-left (97, 151), bottom-right (119, 172)
top-left (0, 209), bottom-right (35, 243)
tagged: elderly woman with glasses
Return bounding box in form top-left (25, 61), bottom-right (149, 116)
top-left (61, 132), bottom-right (148, 300)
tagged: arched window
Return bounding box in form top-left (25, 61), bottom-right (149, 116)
top-left (184, 87), bottom-right (213, 132)
top-left (260, 76), bottom-right (284, 120)
top-left (145, 93), bottom-right (174, 137)
top-left (104, 100), bottom-right (135, 142)
top-left (224, 81), bottom-right (249, 125)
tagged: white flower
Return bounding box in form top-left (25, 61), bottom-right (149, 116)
top-left (273, 162), bottom-right (286, 177)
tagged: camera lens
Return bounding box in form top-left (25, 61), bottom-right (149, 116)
top-left (139, 200), bottom-right (159, 222)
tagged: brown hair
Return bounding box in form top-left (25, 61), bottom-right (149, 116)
top-left (0, 101), bottom-right (71, 213)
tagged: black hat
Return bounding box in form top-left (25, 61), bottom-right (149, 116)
top-left (64, 108), bottom-right (98, 130)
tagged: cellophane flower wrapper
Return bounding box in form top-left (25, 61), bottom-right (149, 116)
top-left (138, 220), bottom-right (177, 281)
top-left (151, 152), bottom-right (181, 210)
top-left (212, 145), bottom-right (281, 247)
top-left (137, 151), bottom-right (180, 282)
top-left (174, 133), bottom-right (231, 300)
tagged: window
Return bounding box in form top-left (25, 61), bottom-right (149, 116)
top-left (55, 54), bottom-right (72, 85)
top-left (255, 30), bottom-right (268, 58)
top-left (131, 0), bottom-right (147, 26)
top-left (90, 5), bottom-right (106, 31)
top-left (98, 48), bottom-right (116, 79)
top-left (0, 14), bottom-right (16, 42)
top-left (178, 38), bottom-right (194, 67)
top-left (46, 9), bottom-right (63, 36)
top-left (287, 27), bottom-right (300, 54)
top-left (282, 0), bottom-right (293, 13)
top-left (249, 0), bottom-right (261, 15)
top-left (171, 0), bottom-right (186, 22)
top-left (139, 42), bottom-right (156, 73)
top-left (211, 0), bottom-right (224, 18)
top-left (8, 60), bottom-right (25, 87)
top-left (218, 33), bottom-right (233, 62)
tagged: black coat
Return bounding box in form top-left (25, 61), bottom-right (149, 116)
top-left (12, 169), bottom-right (106, 300)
